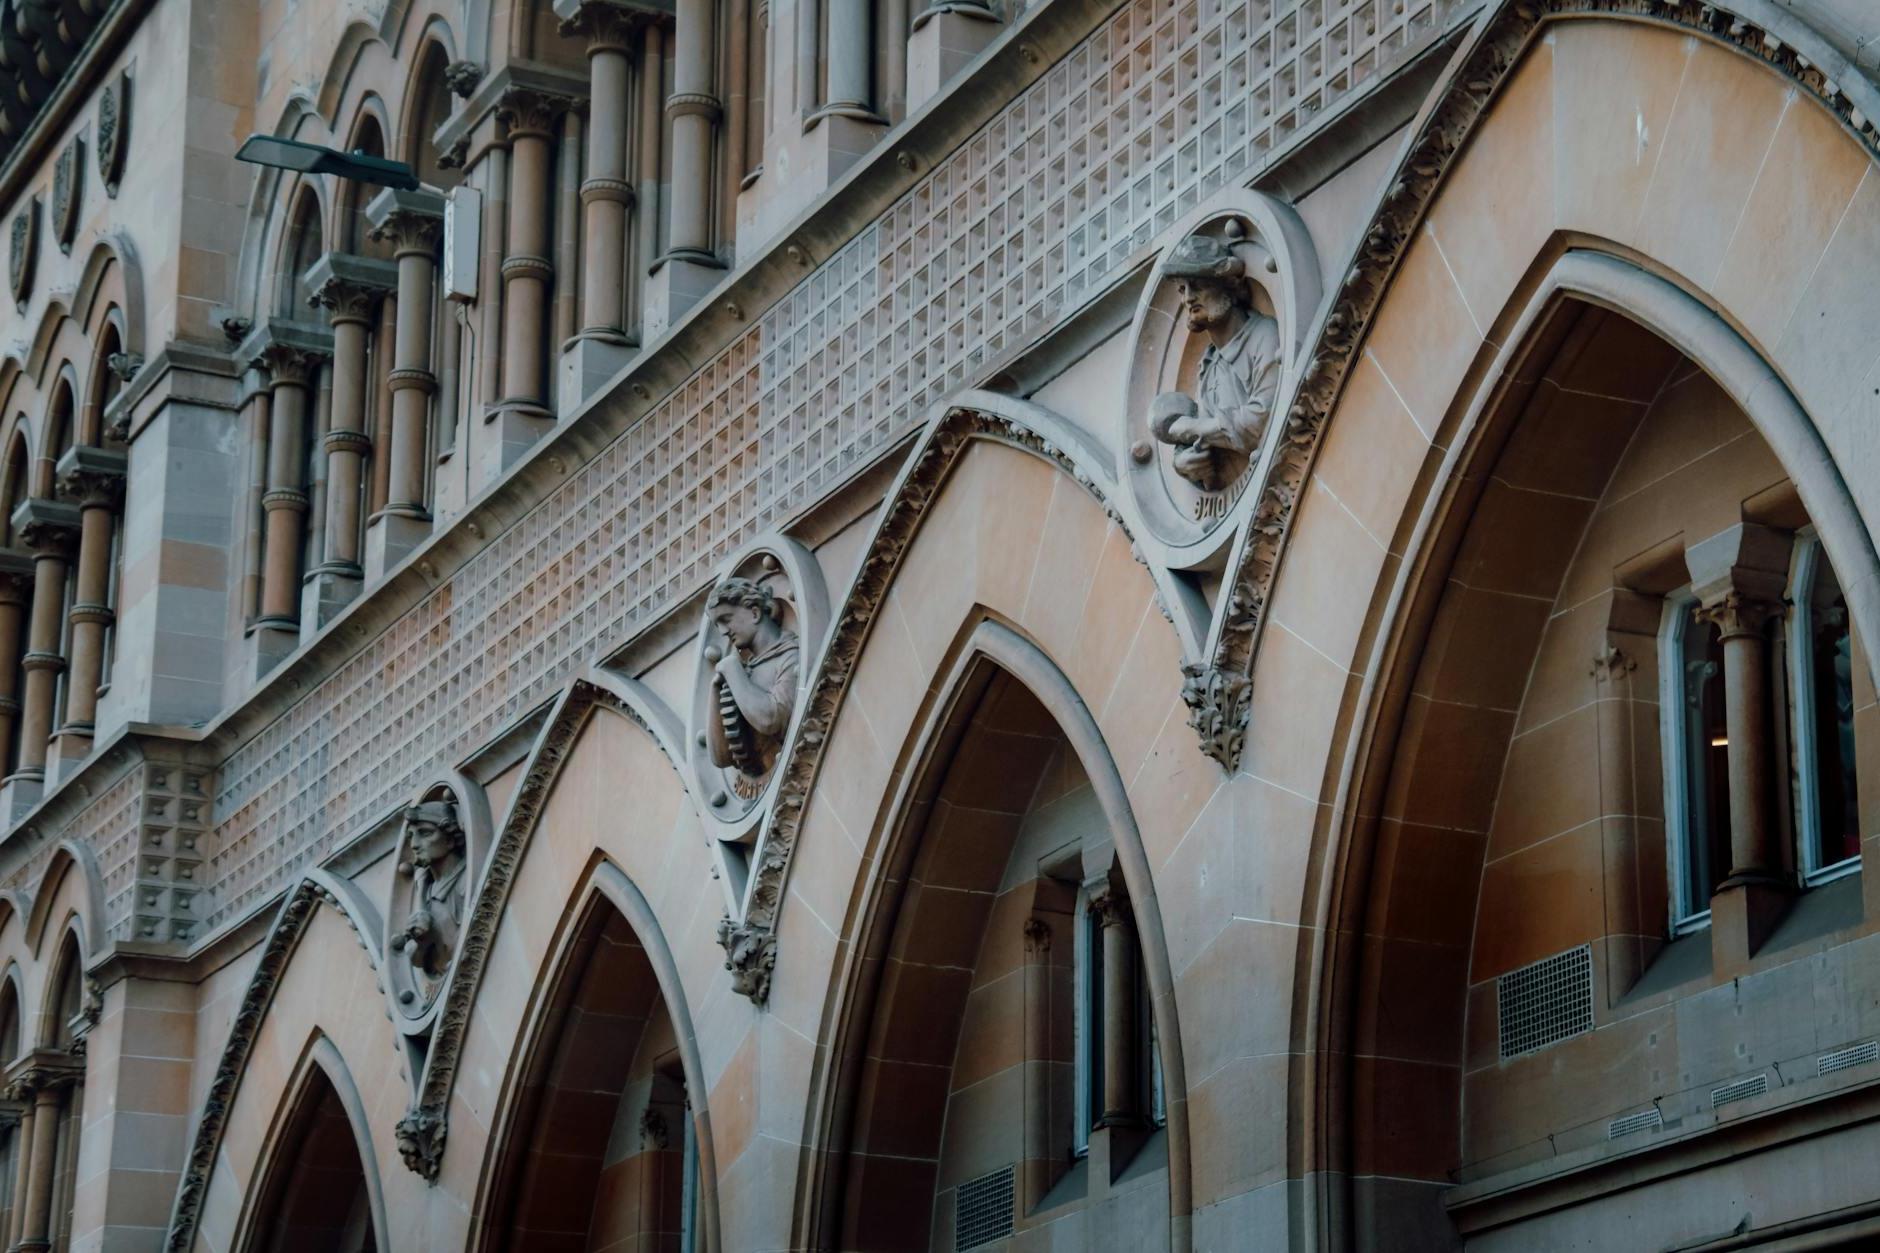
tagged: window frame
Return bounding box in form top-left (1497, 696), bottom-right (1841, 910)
top-left (1660, 587), bottom-right (1714, 934)
top-left (1789, 533), bottom-right (1862, 887)
top-left (1071, 886), bottom-right (1096, 1159)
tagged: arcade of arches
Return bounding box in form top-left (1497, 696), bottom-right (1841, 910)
top-left (0, 0), bottom-right (1870, 1251)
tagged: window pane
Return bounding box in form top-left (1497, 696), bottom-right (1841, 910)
top-left (1681, 608), bottom-right (1731, 912)
top-left (1809, 556), bottom-right (1861, 869)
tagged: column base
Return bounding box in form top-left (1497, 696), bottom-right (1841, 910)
top-left (301, 563), bottom-right (363, 634)
top-left (479, 403), bottom-right (557, 489)
top-left (0, 774), bottom-right (42, 825)
top-left (46, 727), bottom-right (93, 785)
top-left (907, 8), bottom-right (1001, 111)
top-left (557, 333), bottom-right (639, 418)
top-left (247, 620), bottom-right (298, 681)
top-left (643, 256), bottom-right (725, 343)
top-left (1710, 878), bottom-right (1793, 977)
top-left (365, 511), bottom-right (432, 581)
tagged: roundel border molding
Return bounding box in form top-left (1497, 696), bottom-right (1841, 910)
top-left (1174, 0), bottom-right (1880, 775)
top-left (1117, 189), bottom-right (1321, 572)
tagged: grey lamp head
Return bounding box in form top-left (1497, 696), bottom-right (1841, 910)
top-left (236, 135), bottom-right (421, 190)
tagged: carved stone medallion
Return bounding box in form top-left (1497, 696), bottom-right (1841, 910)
top-left (9, 197), bottom-right (38, 311)
top-left (52, 136), bottom-right (82, 254)
top-left (383, 778), bottom-right (488, 1037)
top-left (1119, 193), bottom-right (1320, 571)
top-left (687, 538), bottom-right (828, 893)
top-left (96, 71), bottom-right (130, 197)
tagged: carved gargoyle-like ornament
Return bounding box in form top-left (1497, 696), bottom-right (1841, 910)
top-left (716, 917), bottom-right (777, 1006)
top-left (1119, 194), bottom-right (1319, 572)
top-left (395, 1106), bottom-right (446, 1181)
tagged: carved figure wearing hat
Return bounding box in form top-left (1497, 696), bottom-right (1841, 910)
top-left (707, 576), bottom-right (800, 794)
top-left (1150, 229), bottom-right (1282, 493)
top-left (394, 800), bottom-right (467, 1000)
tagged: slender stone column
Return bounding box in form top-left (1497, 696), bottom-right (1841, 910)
top-left (8, 500), bottom-right (78, 784)
top-left (668, 0), bottom-right (718, 262)
top-left (6, 1098), bottom-right (32, 1249)
top-left (49, 446), bottom-right (126, 774)
top-left (305, 260), bottom-right (393, 624)
top-left (1699, 592), bottom-right (1787, 886)
top-left (15, 1082), bottom-right (61, 1252)
top-left (365, 191), bottom-right (447, 576)
top-left (645, 2), bottom-right (722, 338)
top-left (0, 555), bottom-right (33, 778)
top-left (571, 5), bottom-right (639, 345)
top-left (254, 346), bottom-right (323, 632)
top-left (494, 90), bottom-right (569, 420)
top-left (819, 0), bottom-right (878, 120)
top-left (558, 2), bottom-right (644, 410)
top-left (633, 21), bottom-right (665, 329)
top-left (1090, 884), bottom-right (1139, 1130)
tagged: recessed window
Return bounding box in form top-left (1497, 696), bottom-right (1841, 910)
top-left (1663, 592), bottom-right (1732, 931)
top-left (1790, 536), bottom-right (1861, 883)
top-left (1071, 887), bottom-right (1098, 1157)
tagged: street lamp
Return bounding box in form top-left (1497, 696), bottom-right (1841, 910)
top-left (235, 135), bottom-right (421, 190)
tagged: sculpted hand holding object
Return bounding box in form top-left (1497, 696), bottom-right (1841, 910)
top-left (1149, 230), bottom-right (1282, 494)
top-left (706, 576), bottom-right (800, 797)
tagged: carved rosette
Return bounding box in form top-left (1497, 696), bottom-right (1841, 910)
top-left (52, 136), bottom-right (82, 255)
top-left (96, 70), bottom-right (130, 196)
top-left (687, 538), bottom-right (828, 857)
top-left (9, 196), bottom-right (37, 311)
top-left (382, 777), bottom-right (489, 1038)
top-left (1118, 193), bottom-right (1320, 573)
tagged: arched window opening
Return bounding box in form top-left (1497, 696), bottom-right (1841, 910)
top-left (5, 934), bottom-right (92, 1253)
top-left (0, 976), bottom-right (21, 1242)
top-left (835, 668), bottom-right (1171, 1248)
top-left (278, 189), bottom-right (326, 318)
top-left (483, 899), bottom-right (702, 1251)
top-left (0, 431), bottom-right (31, 778)
top-left (245, 1064), bottom-right (379, 1253)
top-left (342, 115), bottom-right (394, 261)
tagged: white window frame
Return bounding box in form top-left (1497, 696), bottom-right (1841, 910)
top-left (1789, 533), bottom-right (1861, 886)
top-left (1660, 588), bottom-right (1713, 934)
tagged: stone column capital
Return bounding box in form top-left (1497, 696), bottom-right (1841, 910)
top-left (0, 549), bottom-right (33, 604)
top-left (365, 188), bottom-right (448, 257)
top-left (10, 498), bottom-right (79, 556)
top-left (53, 444), bottom-right (127, 510)
top-left (1022, 916), bottom-right (1052, 954)
top-left (558, 0), bottom-right (653, 52)
top-left (1696, 591), bottom-right (1785, 642)
top-left (496, 88), bottom-right (575, 140)
top-left (1089, 881), bottom-right (1133, 929)
top-left (303, 252), bottom-right (398, 325)
top-left (253, 344), bottom-right (327, 388)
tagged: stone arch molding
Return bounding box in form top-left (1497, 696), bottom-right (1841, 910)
top-left (165, 868), bottom-right (383, 1252)
top-left (390, 669), bottom-right (685, 1181)
top-left (717, 388), bottom-right (1207, 1006)
top-left (1175, 0), bottom-right (1880, 774)
top-left (790, 617), bottom-right (1197, 1249)
top-left (228, 1031), bottom-right (392, 1253)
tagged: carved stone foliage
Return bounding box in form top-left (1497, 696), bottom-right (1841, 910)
top-left (9, 196), bottom-right (37, 311)
top-left (687, 541), bottom-right (828, 850)
top-left (52, 136), bottom-right (82, 255)
top-left (96, 70), bottom-right (130, 196)
top-left (715, 917), bottom-right (777, 1005)
top-left (383, 782), bottom-right (486, 1035)
top-left (1119, 194), bottom-right (1319, 572)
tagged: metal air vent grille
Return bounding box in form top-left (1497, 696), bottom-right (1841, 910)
top-left (1711, 1073), bottom-right (1768, 1109)
top-left (1497, 944), bottom-right (1594, 1060)
top-left (956, 1165), bottom-right (1015, 1250)
top-left (1607, 1107), bottom-right (1663, 1140)
top-left (1819, 1040), bottom-right (1879, 1077)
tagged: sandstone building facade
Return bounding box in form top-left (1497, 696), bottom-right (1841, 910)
top-left (0, 0), bottom-right (1868, 1248)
